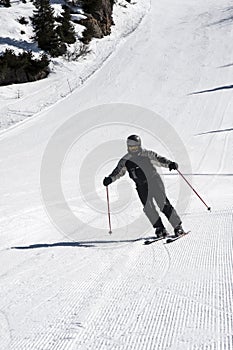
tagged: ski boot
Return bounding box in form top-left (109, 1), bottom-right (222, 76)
top-left (174, 224), bottom-right (185, 237)
top-left (155, 227), bottom-right (168, 238)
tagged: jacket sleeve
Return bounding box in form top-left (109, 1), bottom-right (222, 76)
top-left (108, 156), bottom-right (127, 183)
top-left (142, 149), bottom-right (172, 168)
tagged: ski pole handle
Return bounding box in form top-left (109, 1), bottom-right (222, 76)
top-left (106, 186), bottom-right (112, 234)
top-left (177, 169), bottom-right (211, 211)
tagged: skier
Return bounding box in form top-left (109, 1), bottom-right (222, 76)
top-left (103, 135), bottom-right (185, 238)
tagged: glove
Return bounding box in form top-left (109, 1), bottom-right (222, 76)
top-left (103, 176), bottom-right (112, 186)
top-left (169, 162), bottom-right (178, 171)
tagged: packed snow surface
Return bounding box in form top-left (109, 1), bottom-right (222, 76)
top-left (0, 0), bottom-right (232, 349)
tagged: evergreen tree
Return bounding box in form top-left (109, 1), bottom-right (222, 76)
top-left (0, 0), bottom-right (11, 7)
top-left (31, 0), bottom-right (65, 57)
top-left (0, 49), bottom-right (50, 85)
top-left (57, 5), bottom-right (76, 44)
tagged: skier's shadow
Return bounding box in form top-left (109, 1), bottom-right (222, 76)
top-left (11, 237), bottom-right (153, 250)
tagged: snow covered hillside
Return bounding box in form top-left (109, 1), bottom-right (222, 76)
top-left (0, 0), bottom-right (149, 129)
top-left (0, 0), bottom-right (232, 349)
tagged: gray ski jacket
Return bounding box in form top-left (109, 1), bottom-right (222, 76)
top-left (108, 149), bottom-right (172, 186)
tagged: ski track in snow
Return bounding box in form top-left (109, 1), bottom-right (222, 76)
top-left (0, 0), bottom-right (233, 348)
top-left (0, 208), bottom-right (232, 349)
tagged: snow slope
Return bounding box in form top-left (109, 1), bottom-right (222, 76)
top-left (0, 0), bottom-right (149, 129)
top-left (0, 0), bottom-right (233, 349)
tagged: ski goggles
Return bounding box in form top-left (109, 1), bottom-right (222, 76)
top-left (128, 145), bottom-right (140, 152)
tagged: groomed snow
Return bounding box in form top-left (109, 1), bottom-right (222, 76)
top-left (0, 0), bottom-right (232, 349)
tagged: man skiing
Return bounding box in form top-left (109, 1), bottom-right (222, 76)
top-left (103, 135), bottom-right (185, 238)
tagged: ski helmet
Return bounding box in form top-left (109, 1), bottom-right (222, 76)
top-left (127, 135), bottom-right (141, 153)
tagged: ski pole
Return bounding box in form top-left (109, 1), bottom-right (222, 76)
top-left (106, 186), bottom-right (112, 234)
top-left (177, 169), bottom-right (211, 211)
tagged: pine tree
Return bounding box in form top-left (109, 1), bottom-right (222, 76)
top-left (57, 5), bottom-right (76, 44)
top-left (0, 0), bottom-right (11, 7)
top-left (0, 49), bottom-right (50, 85)
top-left (31, 0), bottom-right (65, 57)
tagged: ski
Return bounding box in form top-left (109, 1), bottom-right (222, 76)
top-left (166, 231), bottom-right (190, 244)
top-left (144, 236), bottom-right (164, 245)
